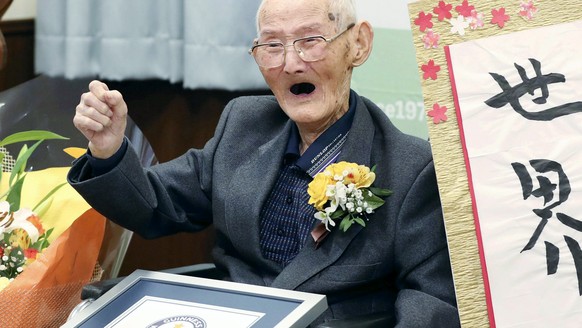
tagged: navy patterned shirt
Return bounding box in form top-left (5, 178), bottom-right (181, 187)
top-left (259, 90), bottom-right (356, 266)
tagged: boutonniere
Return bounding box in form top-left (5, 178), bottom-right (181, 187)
top-left (307, 161), bottom-right (392, 245)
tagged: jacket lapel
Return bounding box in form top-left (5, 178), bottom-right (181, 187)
top-left (224, 121), bottom-right (293, 265)
top-left (271, 96), bottom-right (377, 290)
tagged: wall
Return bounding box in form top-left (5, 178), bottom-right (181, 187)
top-left (354, 1), bottom-right (427, 139)
top-left (0, 0), bottom-right (36, 91)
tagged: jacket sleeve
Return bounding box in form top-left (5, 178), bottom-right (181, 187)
top-left (66, 100), bottom-right (237, 239)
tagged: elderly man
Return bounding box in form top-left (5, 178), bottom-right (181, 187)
top-left (68, 0), bottom-right (460, 326)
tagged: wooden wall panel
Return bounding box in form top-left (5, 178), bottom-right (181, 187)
top-left (0, 19), bottom-right (35, 91)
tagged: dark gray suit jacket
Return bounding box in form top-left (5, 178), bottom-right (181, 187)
top-left (68, 93), bottom-right (460, 327)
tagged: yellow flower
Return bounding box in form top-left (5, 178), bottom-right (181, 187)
top-left (325, 161), bottom-right (376, 188)
top-left (308, 173), bottom-right (332, 210)
top-left (9, 228), bottom-right (32, 249)
top-left (353, 164), bottom-right (376, 188)
top-left (0, 277), bottom-right (10, 292)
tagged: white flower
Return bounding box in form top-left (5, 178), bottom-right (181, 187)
top-left (0, 277), bottom-right (10, 291)
top-left (315, 211), bottom-right (336, 231)
top-left (0, 201), bottom-right (10, 235)
top-left (326, 198), bottom-right (339, 214)
top-left (0, 200), bottom-right (9, 213)
top-left (334, 183), bottom-right (348, 206)
top-left (325, 185), bottom-right (336, 198)
top-left (450, 15), bottom-right (470, 36)
top-left (0, 201), bottom-right (40, 243)
top-left (346, 202), bottom-right (354, 211)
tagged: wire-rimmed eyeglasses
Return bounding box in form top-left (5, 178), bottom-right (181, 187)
top-left (249, 23), bottom-right (356, 68)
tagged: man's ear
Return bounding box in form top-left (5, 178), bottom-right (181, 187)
top-left (351, 21), bottom-right (374, 67)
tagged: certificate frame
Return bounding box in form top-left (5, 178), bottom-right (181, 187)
top-left (63, 270), bottom-right (327, 328)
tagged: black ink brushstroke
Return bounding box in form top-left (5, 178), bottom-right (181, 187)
top-left (485, 58), bottom-right (582, 121)
top-left (564, 236), bottom-right (582, 296)
top-left (545, 241), bottom-right (559, 275)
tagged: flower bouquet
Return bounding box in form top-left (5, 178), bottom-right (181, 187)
top-left (0, 130), bottom-right (107, 327)
top-left (308, 162), bottom-right (392, 244)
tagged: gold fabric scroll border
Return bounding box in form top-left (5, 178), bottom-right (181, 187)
top-left (407, 1), bottom-right (582, 327)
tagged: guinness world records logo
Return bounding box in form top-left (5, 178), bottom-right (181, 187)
top-left (146, 315), bottom-right (206, 328)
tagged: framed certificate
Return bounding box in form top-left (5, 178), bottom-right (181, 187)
top-left (64, 270), bottom-right (327, 328)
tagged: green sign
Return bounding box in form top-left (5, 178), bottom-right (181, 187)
top-left (352, 1), bottom-right (428, 140)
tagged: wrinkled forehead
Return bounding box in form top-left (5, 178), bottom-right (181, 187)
top-left (257, 0), bottom-right (336, 36)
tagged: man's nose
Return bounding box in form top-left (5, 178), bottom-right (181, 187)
top-left (283, 45), bottom-right (307, 73)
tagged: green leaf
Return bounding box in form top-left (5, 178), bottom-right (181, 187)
top-left (33, 182), bottom-right (67, 214)
top-left (0, 188), bottom-right (8, 201)
top-left (9, 140), bottom-right (44, 186)
top-left (6, 175), bottom-right (26, 211)
top-left (369, 187), bottom-right (393, 197)
top-left (364, 193), bottom-right (385, 210)
top-left (330, 209), bottom-right (346, 220)
top-left (31, 227), bottom-right (54, 250)
top-left (0, 130), bottom-right (68, 147)
top-left (16, 144), bottom-right (28, 173)
top-left (33, 196), bottom-right (53, 219)
top-left (339, 216), bottom-right (353, 232)
top-left (354, 217), bottom-right (366, 227)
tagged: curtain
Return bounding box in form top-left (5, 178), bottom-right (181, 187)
top-left (35, 0), bottom-right (267, 91)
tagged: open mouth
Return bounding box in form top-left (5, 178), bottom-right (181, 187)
top-left (290, 83), bottom-right (316, 95)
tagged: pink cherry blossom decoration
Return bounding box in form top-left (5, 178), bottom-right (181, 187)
top-left (428, 103), bottom-right (448, 124)
top-left (491, 7), bottom-right (510, 28)
top-left (414, 11), bottom-right (434, 32)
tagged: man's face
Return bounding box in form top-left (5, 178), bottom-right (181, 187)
top-left (257, 0), bottom-right (354, 132)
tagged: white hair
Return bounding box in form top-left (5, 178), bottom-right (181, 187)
top-left (255, 0), bottom-right (358, 34)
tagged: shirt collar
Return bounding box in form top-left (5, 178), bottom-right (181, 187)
top-left (284, 89), bottom-right (357, 177)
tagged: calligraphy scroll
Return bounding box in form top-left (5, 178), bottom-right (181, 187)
top-left (407, 1), bottom-right (582, 327)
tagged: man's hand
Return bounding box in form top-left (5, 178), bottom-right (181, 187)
top-left (73, 80), bottom-right (128, 159)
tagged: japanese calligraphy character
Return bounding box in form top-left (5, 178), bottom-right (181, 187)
top-left (486, 58), bottom-right (582, 121)
top-left (512, 159), bottom-right (582, 295)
